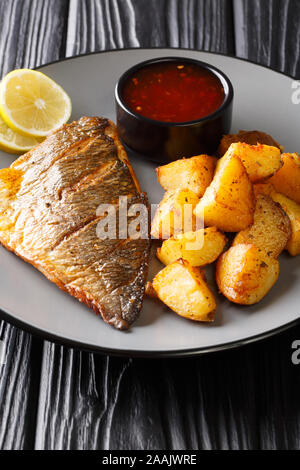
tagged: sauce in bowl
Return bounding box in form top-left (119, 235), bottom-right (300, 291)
top-left (121, 61), bottom-right (226, 123)
top-left (116, 57), bottom-right (234, 163)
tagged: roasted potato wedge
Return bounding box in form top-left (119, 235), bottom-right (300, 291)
top-left (218, 130), bottom-right (282, 156)
top-left (254, 186), bottom-right (300, 256)
top-left (145, 282), bottom-right (159, 299)
top-left (156, 155), bottom-right (217, 197)
top-left (233, 194), bottom-right (291, 258)
top-left (271, 192), bottom-right (300, 256)
top-left (194, 153), bottom-right (255, 232)
top-left (269, 153), bottom-right (300, 204)
top-left (153, 259), bottom-right (216, 322)
top-left (254, 182), bottom-right (276, 198)
top-left (216, 244), bottom-right (280, 305)
top-left (157, 227), bottom-right (227, 267)
top-left (151, 189), bottom-right (200, 239)
top-left (226, 143), bottom-right (282, 183)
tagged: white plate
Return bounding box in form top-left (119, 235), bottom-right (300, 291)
top-left (0, 49), bottom-right (299, 357)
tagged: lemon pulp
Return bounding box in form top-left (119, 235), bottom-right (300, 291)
top-left (0, 69), bottom-right (72, 138)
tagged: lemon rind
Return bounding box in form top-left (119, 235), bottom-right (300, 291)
top-left (0, 69), bottom-right (72, 138)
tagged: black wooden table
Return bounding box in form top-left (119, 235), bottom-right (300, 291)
top-left (0, 0), bottom-right (300, 451)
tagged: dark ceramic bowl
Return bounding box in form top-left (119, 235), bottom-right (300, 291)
top-left (115, 56), bottom-right (234, 163)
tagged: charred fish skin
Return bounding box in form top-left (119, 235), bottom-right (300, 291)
top-left (0, 117), bottom-right (150, 330)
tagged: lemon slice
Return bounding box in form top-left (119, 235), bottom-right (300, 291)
top-left (0, 69), bottom-right (72, 138)
top-left (0, 114), bottom-right (40, 154)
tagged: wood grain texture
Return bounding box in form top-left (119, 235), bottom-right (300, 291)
top-left (66, 0), bottom-right (235, 56)
top-left (33, 328), bottom-right (300, 450)
top-left (0, 322), bottom-right (43, 450)
top-left (234, 0), bottom-right (300, 77)
top-left (0, 0), bottom-right (69, 77)
top-left (1, 0), bottom-right (300, 451)
top-left (0, 0), bottom-right (69, 450)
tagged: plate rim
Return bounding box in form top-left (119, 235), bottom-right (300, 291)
top-left (0, 47), bottom-right (299, 358)
top-left (33, 46), bottom-right (298, 80)
top-left (0, 305), bottom-right (299, 358)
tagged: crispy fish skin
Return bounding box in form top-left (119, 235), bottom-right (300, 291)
top-left (0, 117), bottom-right (150, 330)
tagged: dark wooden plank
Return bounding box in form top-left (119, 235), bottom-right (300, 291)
top-left (0, 0), bottom-right (69, 77)
top-left (34, 325), bottom-right (300, 450)
top-left (234, 0), bottom-right (300, 77)
top-left (0, 322), bottom-right (43, 450)
top-left (66, 0), bottom-right (235, 56)
top-left (255, 329), bottom-right (300, 450)
top-left (35, 349), bottom-right (169, 450)
top-left (0, 0), bottom-right (69, 450)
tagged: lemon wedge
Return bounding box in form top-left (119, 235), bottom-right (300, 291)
top-left (0, 114), bottom-right (40, 154)
top-left (0, 69), bottom-right (72, 138)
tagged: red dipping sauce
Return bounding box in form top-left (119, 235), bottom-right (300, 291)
top-left (121, 61), bottom-right (225, 123)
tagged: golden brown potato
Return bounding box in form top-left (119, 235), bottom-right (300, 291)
top-left (156, 155), bottom-right (217, 197)
top-left (151, 189), bottom-right (200, 239)
top-left (233, 194), bottom-right (291, 258)
top-left (153, 259), bottom-right (216, 322)
top-left (271, 192), bottom-right (300, 256)
top-left (218, 130), bottom-right (282, 156)
top-left (194, 153), bottom-right (255, 232)
top-left (157, 227), bottom-right (227, 267)
top-left (254, 186), bottom-right (300, 256)
top-left (145, 282), bottom-right (159, 299)
top-left (226, 143), bottom-right (282, 183)
top-left (254, 182), bottom-right (276, 198)
top-left (269, 153), bottom-right (300, 204)
top-left (216, 244), bottom-right (280, 305)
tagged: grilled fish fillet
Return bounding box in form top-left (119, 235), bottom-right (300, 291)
top-left (0, 117), bottom-right (150, 330)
